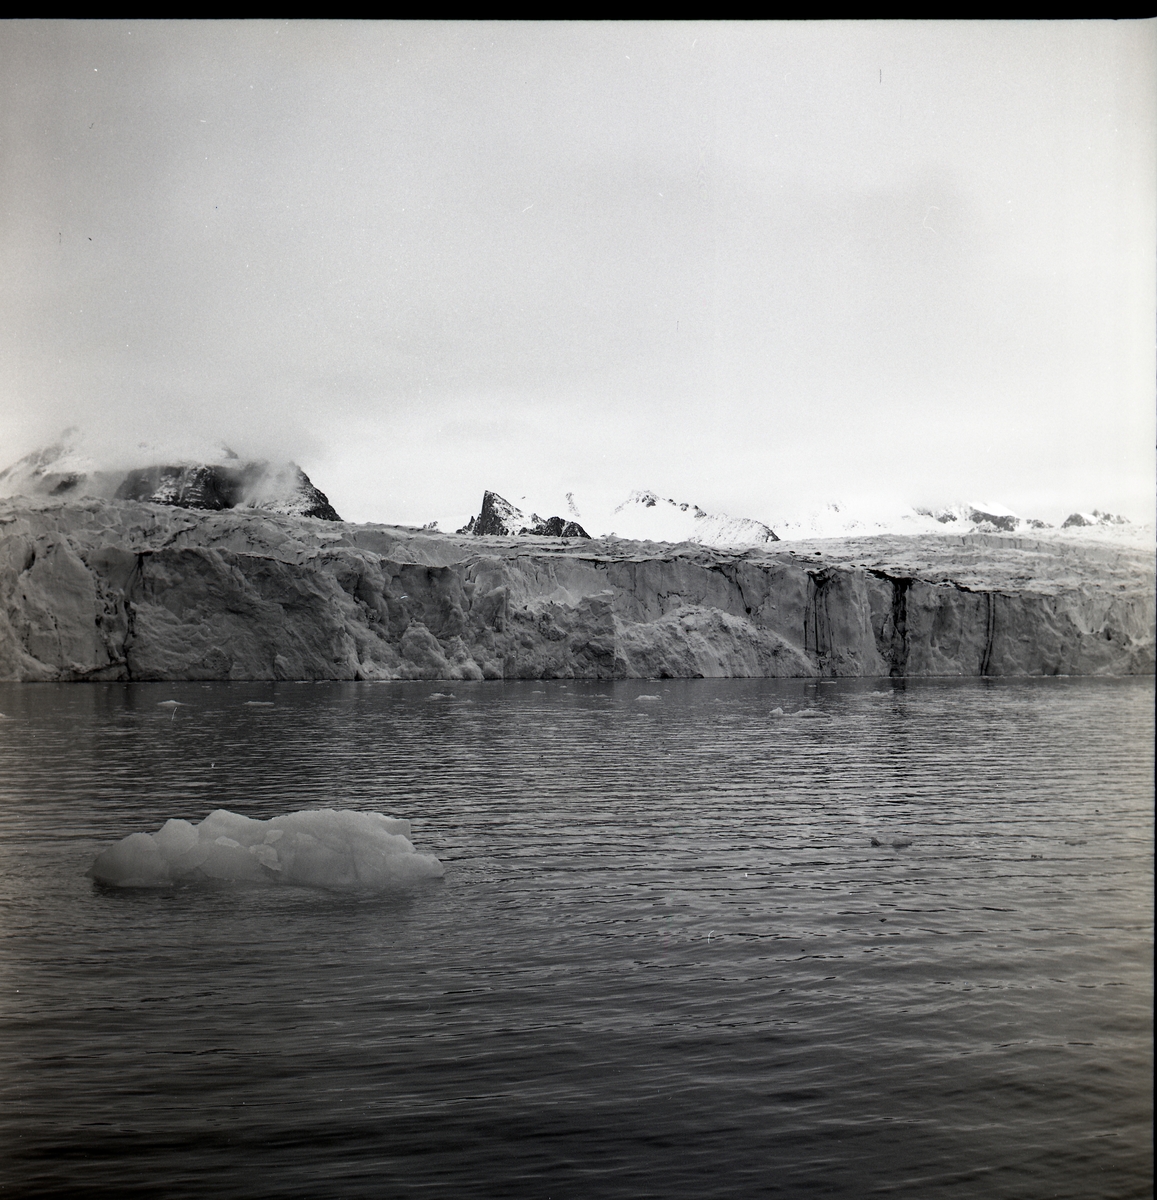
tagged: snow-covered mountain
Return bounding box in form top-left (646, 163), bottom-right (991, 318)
top-left (766, 499), bottom-right (1141, 541)
top-left (602, 490), bottom-right (779, 546)
top-left (446, 488), bottom-right (777, 546)
top-left (439, 489), bottom-right (1140, 548)
top-left (587, 492), bottom-right (1140, 546)
top-left (0, 438), bottom-right (112, 501)
top-left (0, 435), bottom-right (341, 521)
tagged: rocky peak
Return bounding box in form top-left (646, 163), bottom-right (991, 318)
top-left (457, 490), bottom-right (590, 538)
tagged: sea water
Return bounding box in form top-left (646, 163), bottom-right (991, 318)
top-left (0, 677), bottom-right (1151, 1199)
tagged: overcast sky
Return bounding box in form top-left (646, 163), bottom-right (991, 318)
top-left (2, 20), bottom-right (1153, 526)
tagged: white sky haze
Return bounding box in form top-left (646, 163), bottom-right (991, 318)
top-left (2, 20), bottom-right (1154, 527)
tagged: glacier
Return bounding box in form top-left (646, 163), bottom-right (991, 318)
top-left (0, 495), bottom-right (1152, 681)
top-left (86, 808), bottom-right (445, 891)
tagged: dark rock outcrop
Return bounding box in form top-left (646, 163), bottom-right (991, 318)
top-left (967, 507), bottom-right (1018, 533)
top-left (1062, 510), bottom-right (1130, 529)
top-left (0, 499), bottom-right (1151, 682)
top-left (923, 504), bottom-right (1041, 533)
top-left (114, 462), bottom-right (340, 521)
top-left (0, 440), bottom-right (340, 521)
top-left (458, 491), bottom-right (589, 538)
top-left (116, 464), bottom-right (246, 511)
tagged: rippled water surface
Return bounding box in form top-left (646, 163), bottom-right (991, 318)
top-left (0, 677), bottom-right (1152, 1198)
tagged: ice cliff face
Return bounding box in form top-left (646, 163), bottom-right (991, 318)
top-left (0, 440), bottom-right (340, 521)
top-left (0, 498), bottom-right (1151, 682)
top-left (457, 491), bottom-right (589, 538)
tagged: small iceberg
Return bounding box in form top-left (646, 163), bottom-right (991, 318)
top-left (87, 808), bottom-right (444, 892)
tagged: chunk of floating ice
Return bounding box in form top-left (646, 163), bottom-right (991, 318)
top-left (86, 808), bottom-right (444, 892)
top-left (244, 701), bottom-right (275, 706)
top-left (636, 694), bottom-right (660, 702)
top-left (789, 708), bottom-right (830, 718)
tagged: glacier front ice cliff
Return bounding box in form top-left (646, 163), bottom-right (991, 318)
top-left (0, 496), bottom-right (1152, 681)
top-left (86, 808), bottom-right (444, 891)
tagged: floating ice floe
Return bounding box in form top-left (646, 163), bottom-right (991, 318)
top-left (86, 808), bottom-right (444, 892)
